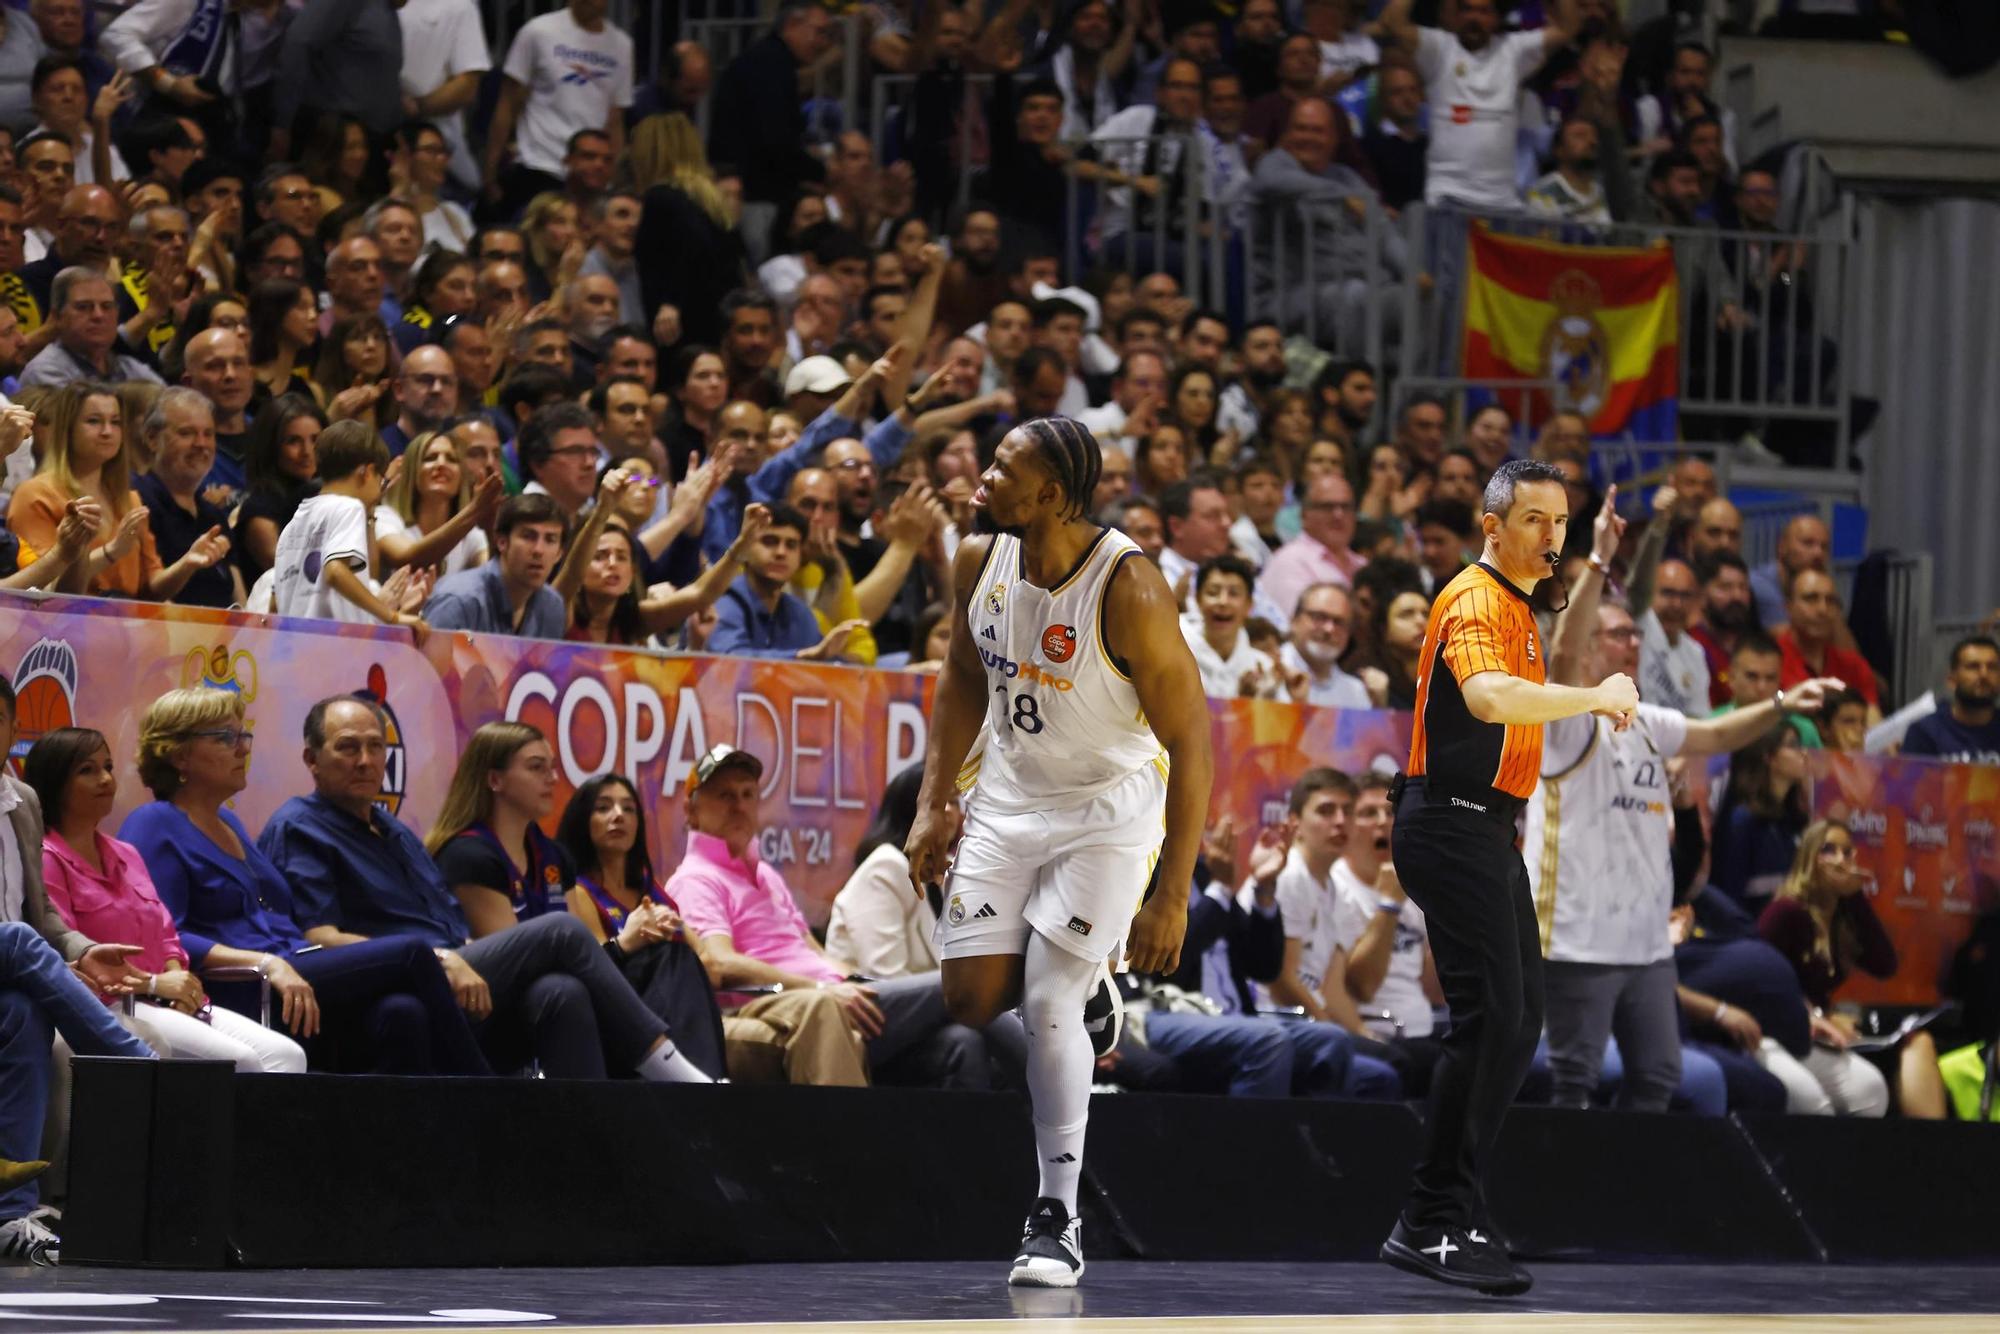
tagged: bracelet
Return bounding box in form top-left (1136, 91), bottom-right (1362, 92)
top-left (1713, 1000), bottom-right (1727, 1022)
top-left (255, 953), bottom-right (274, 978)
top-left (147, 975), bottom-right (157, 996)
top-left (1773, 688), bottom-right (1788, 711)
top-left (1375, 897), bottom-right (1403, 915)
top-left (1587, 553), bottom-right (1608, 573)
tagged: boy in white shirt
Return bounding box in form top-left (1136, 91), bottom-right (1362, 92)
top-left (1331, 772), bottom-right (1440, 1040)
top-left (1180, 554), bottom-right (1290, 700)
top-left (271, 421), bottom-right (430, 638)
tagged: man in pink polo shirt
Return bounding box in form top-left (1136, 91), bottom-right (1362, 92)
top-left (1260, 472), bottom-right (1367, 622)
top-left (669, 745), bottom-right (1001, 1088)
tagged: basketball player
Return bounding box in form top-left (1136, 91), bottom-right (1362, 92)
top-left (906, 417), bottom-right (1213, 1288)
top-left (1380, 459), bottom-right (1637, 1296)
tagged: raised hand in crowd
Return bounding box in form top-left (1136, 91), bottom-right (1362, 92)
top-left (1202, 813), bottom-right (1239, 887)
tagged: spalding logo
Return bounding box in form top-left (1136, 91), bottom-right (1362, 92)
top-left (1042, 624), bottom-right (1077, 663)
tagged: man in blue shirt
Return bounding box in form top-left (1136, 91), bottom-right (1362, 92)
top-left (700, 351), bottom-right (929, 562)
top-left (257, 695), bottom-right (711, 1080)
top-left (422, 493), bottom-right (569, 638)
top-left (709, 502), bottom-right (864, 661)
top-left (1903, 636), bottom-right (2000, 765)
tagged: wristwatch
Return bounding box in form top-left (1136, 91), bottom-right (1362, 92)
top-left (1773, 687), bottom-right (1788, 711)
top-left (1587, 552), bottom-right (1609, 573)
top-left (1375, 896), bottom-right (1403, 916)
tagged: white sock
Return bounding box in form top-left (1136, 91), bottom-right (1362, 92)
top-left (635, 1039), bottom-right (713, 1083)
top-left (1020, 933), bottom-right (1101, 1214)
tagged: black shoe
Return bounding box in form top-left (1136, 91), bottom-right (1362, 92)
top-left (1380, 1215), bottom-right (1532, 1296)
top-left (1008, 1197), bottom-right (1084, 1288)
top-left (1082, 960), bottom-right (1122, 1059)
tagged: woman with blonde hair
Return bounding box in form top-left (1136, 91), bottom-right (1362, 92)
top-left (1756, 819), bottom-right (1949, 1118)
top-left (8, 383), bottom-right (228, 600)
top-left (425, 721), bottom-right (714, 1082)
top-left (374, 430), bottom-right (497, 578)
top-left (115, 689), bottom-right (490, 1074)
top-left (520, 192), bottom-right (583, 304)
top-left (629, 112), bottom-right (747, 347)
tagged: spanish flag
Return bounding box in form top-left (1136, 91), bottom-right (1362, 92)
top-left (1462, 225), bottom-right (1680, 440)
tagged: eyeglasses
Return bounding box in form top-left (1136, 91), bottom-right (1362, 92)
top-left (190, 727), bottom-right (255, 749)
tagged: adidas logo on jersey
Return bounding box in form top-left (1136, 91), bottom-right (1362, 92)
top-left (1048, 1152), bottom-right (1077, 1163)
top-left (973, 903), bottom-right (998, 919)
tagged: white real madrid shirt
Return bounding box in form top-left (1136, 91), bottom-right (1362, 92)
top-left (1414, 27), bottom-right (1548, 211)
top-left (1640, 608), bottom-right (1711, 719)
top-left (959, 529), bottom-right (1163, 813)
top-left (1523, 702), bottom-right (1688, 966)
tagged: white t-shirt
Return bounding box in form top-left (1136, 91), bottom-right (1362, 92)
top-left (1279, 642), bottom-right (1373, 710)
top-left (1180, 612), bottom-right (1288, 701)
top-left (1523, 702), bottom-right (1689, 966)
top-left (271, 494), bottom-right (377, 626)
top-left (399, 0), bottom-right (492, 193)
top-left (1640, 608), bottom-right (1711, 719)
top-left (1414, 27), bottom-right (1547, 211)
top-left (1318, 31), bottom-right (1380, 83)
top-left (501, 9), bottom-right (634, 177)
top-left (1331, 857), bottom-right (1434, 1038)
top-left (373, 504), bottom-right (490, 579)
top-left (1272, 847), bottom-right (1339, 1007)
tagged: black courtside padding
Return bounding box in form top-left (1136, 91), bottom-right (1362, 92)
top-left (65, 1056), bottom-right (234, 1267)
top-left (60, 1064), bottom-right (1995, 1269)
top-left (1486, 1105), bottom-right (1823, 1262)
top-left (1080, 1094), bottom-right (1426, 1260)
top-left (1735, 1112), bottom-right (2000, 1262)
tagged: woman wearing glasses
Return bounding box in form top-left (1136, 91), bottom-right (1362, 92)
top-left (117, 690), bottom-right (490, 1075)
top-left (26, 727), bottom-right (305, 1073)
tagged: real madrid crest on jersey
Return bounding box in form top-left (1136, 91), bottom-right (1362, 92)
top-left (987, 584), bottom-right (1006, 616)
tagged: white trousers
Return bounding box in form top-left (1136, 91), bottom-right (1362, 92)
top-left (118, 1002), bottom-right (306, 1073)
top-left (1756, 1037), bottom-right (1889, 1117)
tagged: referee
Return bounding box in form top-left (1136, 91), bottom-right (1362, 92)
top-left (1378, 460), bottom-right (1637, 1297)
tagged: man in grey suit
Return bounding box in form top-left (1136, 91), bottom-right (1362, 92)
top-left (1250, 98), bottom-right (1407, 355)
top-left (0, 675), bottom-right (156, 1266)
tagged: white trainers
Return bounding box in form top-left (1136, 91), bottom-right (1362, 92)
top-left (1082, 960), bottom-right (1122, 1059)
top-left (1008, 1197), bottom-right (1084, 1288)
top-left (0, 1212), bottom-right (59, 1266)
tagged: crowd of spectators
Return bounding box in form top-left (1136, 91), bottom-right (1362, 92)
top-left (0, 0), bottom-right (1992, 1271)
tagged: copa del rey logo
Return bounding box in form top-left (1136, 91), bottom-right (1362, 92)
top-left (1042, 624), bottom-right (1077, 663)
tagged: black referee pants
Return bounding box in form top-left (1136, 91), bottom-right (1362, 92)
top-left (1390, 788), bottom-right (1544, 1230)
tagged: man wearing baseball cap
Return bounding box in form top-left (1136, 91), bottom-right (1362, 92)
top-left (668, 745), bottom-right (1013, 1087)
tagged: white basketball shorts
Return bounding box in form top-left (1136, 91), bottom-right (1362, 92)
top-left (934, 759), bottom-right (1168, 964)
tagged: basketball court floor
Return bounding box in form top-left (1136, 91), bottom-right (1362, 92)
top-left (6, 1260), bottom-right (1999, 1332)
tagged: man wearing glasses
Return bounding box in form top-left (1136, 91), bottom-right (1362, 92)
top-left (1259, 472), bottom-right (1364, 624)
top-left (382, 345), bottom-right (462, 459)
top-left (1526, 484), bottom-right (1843, 1115)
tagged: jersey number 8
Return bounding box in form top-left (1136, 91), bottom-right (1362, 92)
top-left (996, 686), bottom-right (1044, 734)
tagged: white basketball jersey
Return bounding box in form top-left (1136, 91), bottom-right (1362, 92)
top-left (1524, 703), bottom-right (1690, 965)
top-left (959, 529), bottom-right (1165, 813)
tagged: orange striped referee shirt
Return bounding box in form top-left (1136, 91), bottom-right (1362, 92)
top-left (1406, 562), bottom-right (1547, 801)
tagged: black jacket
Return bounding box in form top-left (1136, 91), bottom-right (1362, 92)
top-left (708, 34), bottom-right (827, 204)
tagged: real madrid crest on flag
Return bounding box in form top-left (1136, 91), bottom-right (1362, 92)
top-left (1460, 224), bottom-right (1680, 440)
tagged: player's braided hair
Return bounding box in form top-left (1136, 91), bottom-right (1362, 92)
top-left (1019, 415), bottom-right (1102, 522)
